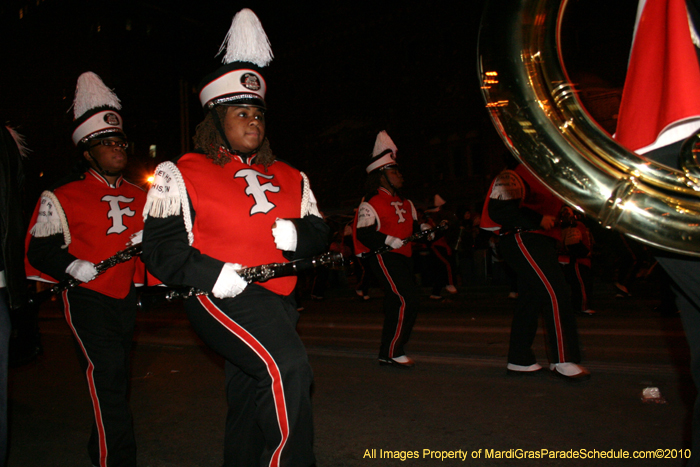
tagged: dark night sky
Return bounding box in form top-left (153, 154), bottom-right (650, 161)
top-left (0, 0), bottom-right (639, 215)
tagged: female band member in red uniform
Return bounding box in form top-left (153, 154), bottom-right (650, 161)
top-left (142, 9), bottom-right (328, 467)
top-left (26, 72), bottom-right (146, 467)
top-left (352, 131), bottom-right (421, 369)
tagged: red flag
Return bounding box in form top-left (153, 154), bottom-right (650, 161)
top-left (615, 0), bottom-right (700, 154)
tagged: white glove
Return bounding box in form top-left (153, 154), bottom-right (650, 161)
top-left (128, 230), bottom-right (143, 246)
top-left (211, 263), bottom-right (248, 299)
top-left (65, 259), bottom-right (98, 283)
top-left (385, 235), bottom-right (404, 250)
top-left (272, 219), bottom-right (297, 251)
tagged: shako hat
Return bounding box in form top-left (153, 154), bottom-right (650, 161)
top-left (71, 72), bottom-right (125, 146)
top-left (425, 194), bottom-right (446, 213)
top-left (199, 9), bottom-right (273, 111)
top-left (366, 131), bottom-right (398, 173)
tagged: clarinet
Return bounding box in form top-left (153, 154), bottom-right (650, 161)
top-left (164, 251), bottom-right (346, 301)
top-left (367, 222), bottom-right (448, 257)
top-left (29, 243), bottom-right (143, 305)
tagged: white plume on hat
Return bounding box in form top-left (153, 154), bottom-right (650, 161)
top-left (372, 130), bottom-right (397, 157)
top-left (71, 72), bottom-right (124, 145)
top-left (199, 9), bottom-right (272, 109)
top-left (218, 8), bottom-right (273, 67)
top-left (72, 72), bottom-right (121, 120)
top-left (366, 130), bottom-right (399, 173)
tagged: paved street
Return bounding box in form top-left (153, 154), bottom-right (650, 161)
top-left (6, 277), bottom-right (695, 466)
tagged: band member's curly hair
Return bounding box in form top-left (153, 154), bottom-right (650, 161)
top-left (192, 106), bottom-right (275, 168)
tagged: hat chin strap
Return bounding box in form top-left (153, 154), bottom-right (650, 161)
top-left (87, 148), bottom-right (121, 179)
top-left (211, 108), bottom-right (261, 159)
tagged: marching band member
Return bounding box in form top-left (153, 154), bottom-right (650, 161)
top-left (25, 72), bottom-right (146, 467)
top-left (558, 206), bottom-right (595, 316)
top-left (481, 162), bottom-right (589, 381)
top-left (142, 9), bottom-right (328, 467)
top-left (352, 131), bottom-right (421, 369)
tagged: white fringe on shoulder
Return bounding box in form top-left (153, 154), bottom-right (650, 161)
top-left (144, 161), bottom-right (194, 245)
top-left (300, 172), bottom-right (321, 218)
top-left (30, 191), bottom-right (72, 247)
top-left (301, 172), bottom-right (310, 217)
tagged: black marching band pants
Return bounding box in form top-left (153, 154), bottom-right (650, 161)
top-left (430, 244), bottom-right (456, 295)
top-left (498, 232), bottom-right (582, 366)
top-left (656, 255), bottom-right (700, 467)
top-left (563, 260), bottom-right (593, 313)
top-left (368, 252), bottom-right (420, 360)
top-left (63, 286), bottom-right (138, 467)
top-left (185, 284), bottom-right (315, 467)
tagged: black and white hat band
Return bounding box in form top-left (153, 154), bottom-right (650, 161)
top-left (366, 149), bottom-right (397, 173)
top-left (72, 107), bottom-right (124, 145)
top-left (199, 63), bottom-right (266, 109)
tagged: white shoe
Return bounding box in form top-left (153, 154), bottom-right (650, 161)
top-left (507, 292), bottom-right (519, 299)
top-left (550, 362), bottom-right (590, 381)
top-left (446, 285), bottom-right (457, 294)
top-left (379, 355), bottom-right (415, 368)
top-left (506, 363), bottom-right (542, 376)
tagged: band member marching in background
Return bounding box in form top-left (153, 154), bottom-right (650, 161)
top-left (25, 72), bottom-right (146, 467)
top-left (558, 205), bottom-right (596, 316)
top-left (141, 9), bottom-right (328, 467)
top-left (424, 194), bottom-right (459, 300)
top-left (481, 162), bottom-right (589, 381)
top-left (352, 131), bottom-right (421, 369)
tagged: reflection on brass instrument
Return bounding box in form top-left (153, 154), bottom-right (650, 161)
top-left (477, 0), bottom-right (700, 256)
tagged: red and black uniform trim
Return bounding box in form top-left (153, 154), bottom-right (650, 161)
top-left (25, 168), bottom-right (145, 467)
top-left (483, 165), bottom-right (582, 365)
top-left (352, 188), bottom-right (420, 360)
top-left (142, 151), bottom-right (328, 467)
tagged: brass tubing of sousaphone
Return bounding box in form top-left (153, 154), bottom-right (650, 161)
top-left (477, 0), bottom-right (700, 256)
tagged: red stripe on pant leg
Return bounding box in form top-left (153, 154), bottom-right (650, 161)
top-left (514, 234), bottom-right (566, 362)
top-left (198, 296), bottom-right (289, 467)
top-left (377, 255), bottom-right (406, 357)
top-left (63, 291), bottom-right (109, 467)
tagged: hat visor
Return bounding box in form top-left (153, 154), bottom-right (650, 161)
top-left (206, 94), bottom-right (266, 110)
